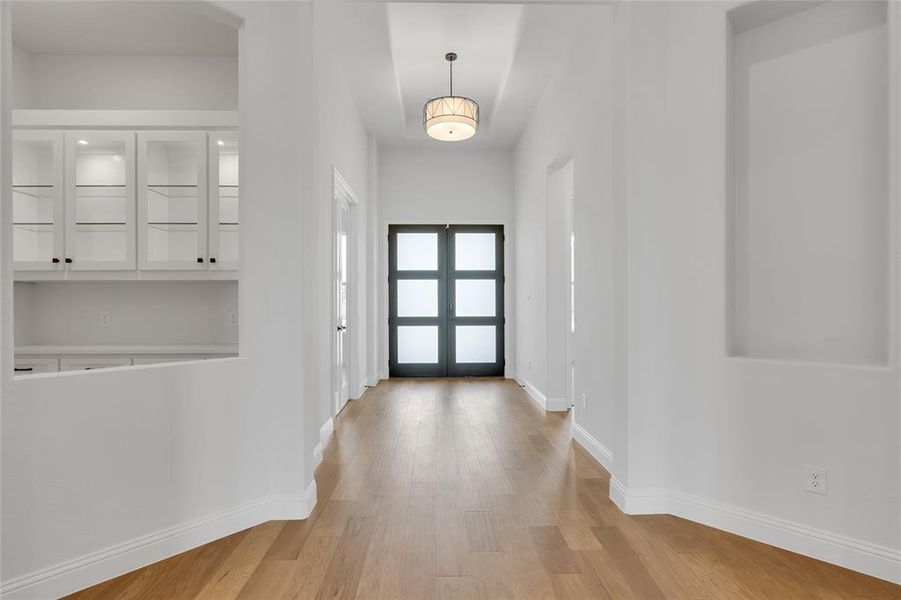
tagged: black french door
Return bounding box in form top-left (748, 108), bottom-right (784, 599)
top-left (389, 224), bottom-right (504, 377)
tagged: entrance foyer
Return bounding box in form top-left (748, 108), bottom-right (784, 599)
top-left (66, 380), bottom-right (897, 599)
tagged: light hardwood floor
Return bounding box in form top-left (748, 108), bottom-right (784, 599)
top-left (67, 379), bottom-right (899, 599)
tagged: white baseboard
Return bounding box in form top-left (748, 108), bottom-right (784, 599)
top-left (313, 417), bottom-right (335, 469)
top-left (511, 372), bottom-right (570, 413)
top-left (0, 482), bottom-right (318, 600)
top-left (571, 421), bottom-right (614, 472)
top-left (609, 479), bottom-right (901, 585)
top-left (545, 396), bottom-right (570, 412)
top-left (512, 373), bottom-right (546, 410)
top-left (609, 476), bottom-right (628, 512)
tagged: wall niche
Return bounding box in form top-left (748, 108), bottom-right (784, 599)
top-left (727, 0), bottom-right (890, 366)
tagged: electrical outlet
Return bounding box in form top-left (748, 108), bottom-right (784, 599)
top-left (229, 312), bottom-right (238, 326)
top-left (581, 392), bottom-right (587, 411)
top-left (99, 311), bottom-right (111, 327)
top-left (804, 465), bottom-right (827, 495)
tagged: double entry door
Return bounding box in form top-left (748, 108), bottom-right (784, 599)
top-left (389, 224), bottom-right (504, 377)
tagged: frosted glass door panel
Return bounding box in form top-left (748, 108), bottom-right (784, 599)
top-left (66, 132), bottom-right (136, 270)
top-left (455, 233), bottom-right (495, 270)
top-left (455, 326), bottom-right (496, 363)
top-left (397, 326), bottom-right (439, 364)
top-left (13, 133), bottom-right (63, 269)
top-left (209, 134), bottom-right (239, 270)
top-left (140, 134), bottom-right (206, 269)
top-left (397, 233), bottom-right (438, 270)
top-left (397, 279), bottom-right (439, 317)
top-left (446, 225), bottom-right (504, 376)
top-left (455, 280), bottom-right (495, 317)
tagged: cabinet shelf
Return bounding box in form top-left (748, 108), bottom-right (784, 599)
top-left (13, 185), bottom-right (53, 196)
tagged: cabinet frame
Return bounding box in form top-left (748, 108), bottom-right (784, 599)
top-left (208, 131), bottom-right (240, 271)
top-left (12, 130), bottom-right (65, 271)
top-left (64, 131), bottom-right (137, 271)
top-left (137, 131), bottom-right (209, 271)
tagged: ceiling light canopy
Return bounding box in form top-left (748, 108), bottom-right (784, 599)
top-left (423, 52), bottom-right (479, 142)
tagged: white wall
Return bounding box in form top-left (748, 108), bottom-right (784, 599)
top-left (15, 52), bottom-right (237, 110)
top-left (13, 281), bottom-right (238, 346)
top-left (308, 0), bottom-right (373, 444)
top-left (512, 0), bottom-right (898, 582)
top-left (0, 3), bottom-right (323, 598)
top-left (377, 146), bottom-right (515, 377)
top-left (612, 0), bottom-right (899, 581)
top-left (512, 4), bottom-right (621, 457)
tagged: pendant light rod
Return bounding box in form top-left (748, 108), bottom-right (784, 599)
top-left (446, 52), bottom-right (457, 97)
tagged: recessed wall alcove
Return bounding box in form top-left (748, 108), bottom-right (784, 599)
top-left (727, 0), bottom-right (890, 366)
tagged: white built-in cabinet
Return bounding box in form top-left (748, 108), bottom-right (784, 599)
top-left (66, 131), bottom-right (137, 270)
top-left (209, 132), bottom-right (240, 271)
top-left (138, 131), bottom-right (207, 270)
top-left (12, 131), bottom-right (64, 270)
top-left (11, 128), bottom-right (238, 278)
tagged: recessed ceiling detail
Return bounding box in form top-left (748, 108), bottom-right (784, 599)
top-left (319, 1), bottom-right (601, 148)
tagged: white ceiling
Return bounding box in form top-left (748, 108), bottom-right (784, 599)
top-left (11, 1), bottom-right (238, 56)
top-left (322, 1), bottom-right (590, 149)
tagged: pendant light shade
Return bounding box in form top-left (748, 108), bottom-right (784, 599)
top-left (423, 52), bottom-right (479, 142)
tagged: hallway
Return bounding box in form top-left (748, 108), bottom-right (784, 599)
top-left (67, 379), bottom-right (896, 599)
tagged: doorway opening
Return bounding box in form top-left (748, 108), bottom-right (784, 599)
top-left (547, 160), bottom-right (575, 409)
top-left (388, 224), bottom-right (504, 377)
top-left (333, 168), bottom-right (358, 417)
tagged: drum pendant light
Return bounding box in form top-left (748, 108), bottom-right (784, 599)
top-left (423, 52), bottom-right (479, 142)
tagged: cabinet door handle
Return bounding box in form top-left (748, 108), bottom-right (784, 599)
top-left (197, 257), bottom-right (204, 263)
top-left (51, 257), bottom-right (60, 264)
top-left (209, 257), bottom-right (217, 264)
top-left (64, 258), bottom-right (73, 264)
top-left (14, 367), bottom-right (33, 372)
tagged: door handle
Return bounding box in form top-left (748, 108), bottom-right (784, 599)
top-left (337, 325), bottom-right (346, 332)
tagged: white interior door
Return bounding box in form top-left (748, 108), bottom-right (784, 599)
top-left (335, 198), bottom-right (351, 414)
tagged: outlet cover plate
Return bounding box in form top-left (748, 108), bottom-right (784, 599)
top-left (804, 465), bottom-right (827, 495)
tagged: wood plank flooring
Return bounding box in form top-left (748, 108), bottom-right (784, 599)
top-left (67, 379), bottom-right (900, 599)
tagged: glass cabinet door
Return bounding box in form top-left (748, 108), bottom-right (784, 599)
top-left (137, 132), bottom-right (208, 270)
top-left (208, 132), bottom-right (239, 270)
top-left (12, 131), bottom-right (64, 271)
top-left (65, 131), bottom-right (136, 270)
